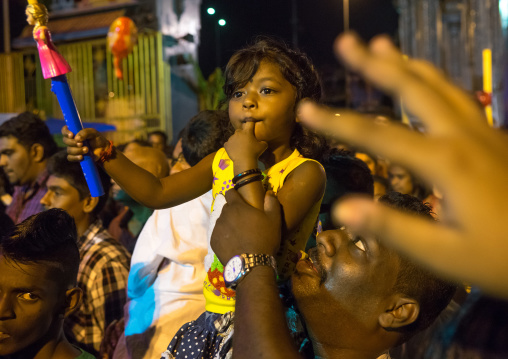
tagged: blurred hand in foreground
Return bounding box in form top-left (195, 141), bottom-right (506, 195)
top-left (298, 33), bottom-right (508, 298)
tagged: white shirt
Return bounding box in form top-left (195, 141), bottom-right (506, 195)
top-left (123, 191), bottom-right (212, 359)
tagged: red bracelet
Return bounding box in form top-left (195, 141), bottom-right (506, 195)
top-left (97, 140), bottom-right (115, 164)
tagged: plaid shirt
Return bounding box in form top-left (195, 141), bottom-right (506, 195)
top-left (64, 220), bottom-right (131, 356)
top-left (6, 169), bottom-right (49, 224)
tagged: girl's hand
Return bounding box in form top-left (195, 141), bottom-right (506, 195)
top-left (61, 126), bottom-right (110, 162)
top-left (224, 122), bottom-right (267, 170)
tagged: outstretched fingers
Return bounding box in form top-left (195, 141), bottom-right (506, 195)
top-left (298, 102), bottom-right (447, 185)
top-left (335, 33), bottom-right (480, 135)
top-left (407, 59), bottom-right (487, 127)
top-left (333, 197), bottom-right (477, 285)
top-left (336, 196), bottom-right (508, 297)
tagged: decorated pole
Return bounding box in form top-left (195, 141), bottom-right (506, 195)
top-left (26, 0), bottom-right (104, 197)
top-left (482, 48), bottom-right (494, 127)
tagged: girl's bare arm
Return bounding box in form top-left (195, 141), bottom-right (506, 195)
top-left (276, 160), bottom-right (326, 235)
top-left (105, 151), bottom-right (215, 209)
top-left (62, 126), bottom-right (214, 209)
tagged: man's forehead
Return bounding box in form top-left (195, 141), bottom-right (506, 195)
top-left (47, 175), bottom-right (71, 187)
top-left (0, 136), bottom-right (21, 149)
top-left (0, 255), bottom-right (52, 284)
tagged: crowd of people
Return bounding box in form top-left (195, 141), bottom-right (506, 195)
top-left (0, 31), bottom-right (507, 359)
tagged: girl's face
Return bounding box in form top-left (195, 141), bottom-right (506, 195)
top-left (25, 9), bottom-right (35, 25)
top-left (228, 61), bottom-right (297, 146)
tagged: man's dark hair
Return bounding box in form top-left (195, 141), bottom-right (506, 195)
top-left (148, 130), bottom-right (168, 144)
top-left (181, 110), bottom-right (233, 166)
top-left (0, 112), bottom-right (57, 159)
top-left (0, 208), bottom-right (80, 290)
top-left (47, 150), bottom-right (111, 216)
top-left (319, 150), bottom-right (374, 231)
top-left (379, 192), bottom-right (457, 342)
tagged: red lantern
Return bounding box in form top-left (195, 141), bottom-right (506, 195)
top-left (108, 17), bottom-right (138, 80)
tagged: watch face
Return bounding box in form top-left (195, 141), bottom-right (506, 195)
top-left (224, 256), bottom-right (243, 283)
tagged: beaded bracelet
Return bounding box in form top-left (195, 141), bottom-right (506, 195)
top-left (232, 168), bottom-right (262, 184)
top-left (97, 140), bottom-right (115, 164)
top-left (234, 174), bottom-right (264, 191)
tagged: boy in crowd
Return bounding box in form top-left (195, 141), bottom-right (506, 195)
top-left (0, 209), bottom-right (94, 358)
top-left (40, 151), bottom-right (130, 357)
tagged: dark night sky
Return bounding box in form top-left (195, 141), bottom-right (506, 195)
top-left (198, 0), bottom-right (399, 77)
top-left (1, 0), bottom-right (399, 78)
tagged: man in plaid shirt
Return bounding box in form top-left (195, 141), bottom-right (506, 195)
top-left (0, 112), bottom-right (58, 224)
top-left (41, 150), bottom-right (130, 357)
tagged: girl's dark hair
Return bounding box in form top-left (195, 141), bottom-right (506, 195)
top-left (223, 37), bottom-right (327, 161)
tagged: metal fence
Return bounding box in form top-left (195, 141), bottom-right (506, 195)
top-left (0, 32), bottom-right (171, 143)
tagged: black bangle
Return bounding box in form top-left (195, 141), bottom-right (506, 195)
top-left (234, 174), bottom-right (264, 190)
top-left (232, 168), bottom-right (262, 184)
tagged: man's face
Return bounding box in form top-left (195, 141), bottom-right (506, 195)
top-left (0, 136), bottom-right (34, 186)
top-left (40, 176), bottom-right (87, 222)
top-left (0, 255), bottom-right (62, 356)
top-left (170, 139), bottom-right (190, 175)
top-left (292, 228), bottom-right (400, 345)
top-left (148, 134), bottom-right (166, 152)
top-left (388, 165), bottom-right (414, 195)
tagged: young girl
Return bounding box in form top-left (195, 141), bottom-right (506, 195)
top-left (63, 37), bottom-right (326, 358)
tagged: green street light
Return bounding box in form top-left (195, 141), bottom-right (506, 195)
top-left (207, 7), bottom-right (216, 15)
top-left (218, 19), bottom-right (226, 26)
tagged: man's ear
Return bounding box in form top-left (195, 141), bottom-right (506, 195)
top-left (82, 196), bottom-right (99, 214)
top-left (378, 296), bottom-right (420, 329)
top-left (30, 143), bottom-right (45, 162)
top-left (64, 287), bottom-right (83, 317)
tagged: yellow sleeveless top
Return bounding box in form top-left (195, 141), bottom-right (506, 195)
top-left (204, 148), bottom-right (323, 314)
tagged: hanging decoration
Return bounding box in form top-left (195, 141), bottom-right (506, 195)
top-left (108, 17), bottom-right (138, 80)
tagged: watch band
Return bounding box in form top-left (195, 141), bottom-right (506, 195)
top-left (242, 253), bottom-right (277, 275)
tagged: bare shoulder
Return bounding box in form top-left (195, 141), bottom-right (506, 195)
top-left (282, 160), bottom-right (326, 200)
top-left (287, 160), bottom-right (325, 186)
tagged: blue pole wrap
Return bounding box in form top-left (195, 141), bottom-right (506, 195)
top-left (51, 75), bottom-right (105, 197)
